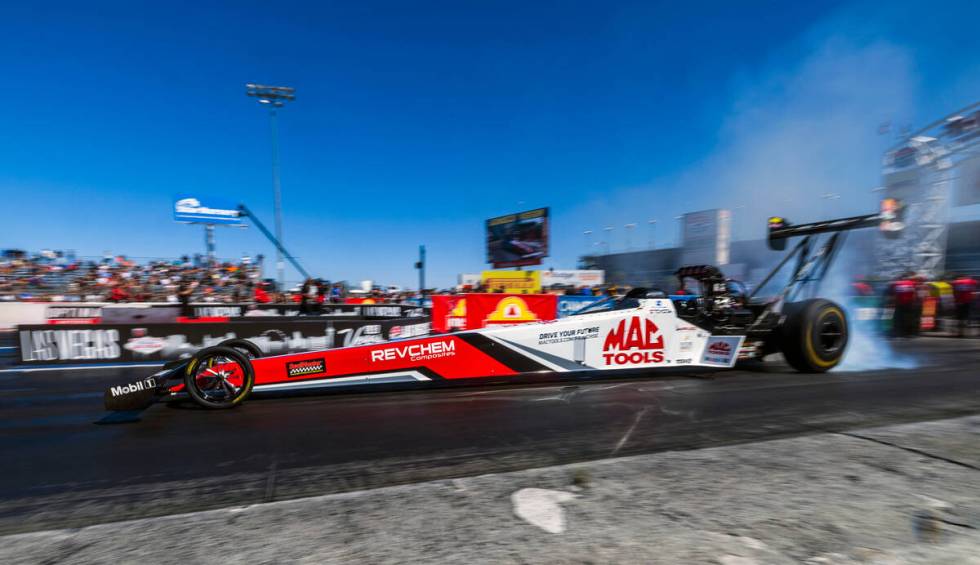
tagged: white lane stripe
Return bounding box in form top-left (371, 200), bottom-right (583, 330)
top-left (611, 407), bottom-right (649, 456)
top-left (0, 362), bottom-right (165, 373)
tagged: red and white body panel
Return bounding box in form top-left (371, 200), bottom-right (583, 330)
top-left (238, 298), bottom-right (745, 394)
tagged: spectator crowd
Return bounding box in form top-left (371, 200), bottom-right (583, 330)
top-left (1, 250), bottom-right (266, 304)
top-left (0, 249), bottom-right (416, 305)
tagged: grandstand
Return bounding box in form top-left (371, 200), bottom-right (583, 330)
top-left (0, 250), bottom-right (263, 302)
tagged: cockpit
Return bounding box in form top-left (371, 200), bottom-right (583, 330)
top-left (570, 288), bottom-right (667, 316)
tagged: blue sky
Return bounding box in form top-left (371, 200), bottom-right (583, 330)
top-left (2, 1), bottom-right (978, 287)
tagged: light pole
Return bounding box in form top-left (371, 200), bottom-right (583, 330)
top-left (415, 245), bottom-right (426, 297)
top-left (247, 83), bottom-right (295, 290)
top-left (583, 230), bottom-right (593, 254)
top-left (624, 223), bottom-right (636, 251)
top-left (647, 219), bottom-right (657, 249)
top-left (603, 226), bottom-right (614, 254)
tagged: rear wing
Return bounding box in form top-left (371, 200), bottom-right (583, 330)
top-left (767, 198), bottom-right (906, 251)
top-left (748, 199), bottom-right (908, 314)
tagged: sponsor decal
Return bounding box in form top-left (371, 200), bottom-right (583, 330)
top-left (448, 298), bottom-right (468, 330)
top-left (370, 340), bottom-right (456, 363)
top-left (676, 358), bottom-right (692, 364)
top-left (110, 377), bottom-right (156, 397)
top-left (47, 306), bottom-right (102, 319)
top-left (337, 324), bottom-right (385, 347)
top-left (556, 296), bottom-right (602, 317)
top-left (856, 307), bottom-right (878, 321)
top-left (19, 329), bottom-right (121, 362)
top-left (679, 341), bottom-right (693, 352)
top-left (287, 358), bottom-right (326, 378)
top-left (388, 323), bottom-right (430, 340)
top-left (601, 317), bottom-right (665, 365)
top-left (700, 336), bottom-right (742, 367)
top-left (361, 306), bottom-right (402, 317)
top-left (537, 326), bottom-right (600, 345)
top-left (193, 306), bottom-right (244, 318)
top-left (124, 336), bottom-right (167, 355)
top-left (541, 270), bottom-right (604, 287)
top-left (175, 197), bottom-right (238, 217)
top-left (708, 341), bottom-right (731, 355)
top-left (480, 270), bottom-right (542, 293)
top-left (486, 296), bottom-right (538, 323)
top-left (17, 318), bottom-right (427, 365)
top-left (646, 299), bottom-right (673, 315)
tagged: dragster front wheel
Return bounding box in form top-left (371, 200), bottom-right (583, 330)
top-left (184, 346), bottom-right (255, 409)
top-left (217, 338), bottom-right (263, 359)
top-left (780, 299), bottom-right (848, 373)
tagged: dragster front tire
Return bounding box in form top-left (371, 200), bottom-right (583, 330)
top-left (217, 338), bottom-right (263, 359)
top-left (184, 346), bottom-right (255, 409)
top-left (780, 299), bottom-right (848, 373)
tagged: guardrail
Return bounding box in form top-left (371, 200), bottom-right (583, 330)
top-left (0, 302), bottom-right (428, 330)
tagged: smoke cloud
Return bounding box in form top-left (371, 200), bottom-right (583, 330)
top-left (820, 245), bottom-right (918, 371)
top-left (563, 34), bottom-right (916, 248)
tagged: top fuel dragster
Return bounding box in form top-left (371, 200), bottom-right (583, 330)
top-left (105, 202), bottom-right (905, 411)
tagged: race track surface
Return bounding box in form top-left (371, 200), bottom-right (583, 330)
top-left (1, 337), bottom-right (979, 534)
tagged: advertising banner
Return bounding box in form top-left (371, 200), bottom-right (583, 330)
top-left (37, 302), bottom-right (427, 324)
top-left (431, 295), bottom-right (468, 333)
top-left (557, 295), bottom-right (602, 317)
top-left (173, 196), bottom-right (244, 225)
top-left (481, 270), bottom-right (542, 294)
top-left (486, 207), bottom-right (549, 268)
top-left (540, 270), bottom-right (605, 288)
top-left (344, 297), bottom-right (373, 304)
top-left (17, 318), bottom-right (431, 365)
top-left (257, 303), bottom-right (427, 318)
top-left (457, 273), bottom-right (482, 289)
top-left (464, 293), bottom-right (557, 330)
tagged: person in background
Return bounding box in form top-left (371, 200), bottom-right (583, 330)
top-left (316, 282), bottom-right (327, 314)
top-left (253, 282), bottom-right (270, 304)
top-left (850, 275), bottom-right (873, 296)
top-left (673, 280), bottom-right (690, 296)
top-left (886, 272), bottom-right (919, 337)
top-left (951, 273), bottom-right (977, 337)
top-left (299, 277), bottom-right (318, 314)
top-left (177, 279), bottom-right (194, 318)
top-left (108, 280), bottom-right (129, 303)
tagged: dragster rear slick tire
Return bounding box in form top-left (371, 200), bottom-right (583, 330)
top-left (780, 299), bottom-right (848, 373)
top-left (183, 346), bottom-right (255, 409)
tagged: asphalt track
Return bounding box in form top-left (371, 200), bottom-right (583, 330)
top-left (1, 337), bottom-right (979, 535)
